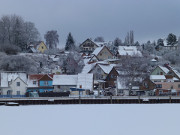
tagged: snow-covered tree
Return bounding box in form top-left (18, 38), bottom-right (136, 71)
top-left (166, 33), bottom-right (177, 45)
top-left (114, 37), bottom-right (122, 47)
top-left (24, 22), bottom-right (40, 45)
top-left (0, 44), bottom-right (21, 55)
top-left (61, 51), bottom-right (84, 74)
top-left (65, 32), bottom-right (75, 51)
top-left (124, 30), bottom-right (134, 45)
top-left (44, 30), bottom-right (59, 49)
top-left (94, 36), bottom-right (104, 42)
top-left (134, 41), bottom-right (140, 46)
top-left (0, 14), bottom-right (40, 51)
top-left (0, 55), bottom-right (38, 73)
top-left (143, 41), bottom-right (156, 54)
top-left (117, 56), bottom-right (151, 95)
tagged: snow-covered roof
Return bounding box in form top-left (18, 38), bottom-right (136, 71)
top-left (173, 77), bottom-right (179, 81)
top-left (151, 59), bottom-right (157, 62)
top-left (30, 47), bottom-right (38, 53)
top-left (158, 66), bottom-right (169, 74)
top-left (92, 46), bottom-right (104, 56)
top-left (118, 46), bottom-right (142, 56)
top-left (77, 73), bottom-right (93, 90)
top-left (53, 75), bottom-right (78, 86)
top-left (96, 61), bottom-right (109, 65)
top-left (98, 64), bottom-right (113, 74)
top-left (81, 63), bottom-right (96, 73)
top-left (83, 57), bottom-right (91, 64)
top-left (1, 72), bottom-right (27, 87)
top-left (171, 69), bottom-right (180, 79)
top-left (94, 42), bottom-right (103, 47)
top-left (150, 75), bottom-right (166, 80)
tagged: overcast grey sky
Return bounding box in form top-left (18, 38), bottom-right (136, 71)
top-left (0, 0), bottom-right (180, 47)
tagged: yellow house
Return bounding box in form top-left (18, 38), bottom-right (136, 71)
top-left (27, 41), bottom-right (48, 53)
top-left (37, 41), bottom-right (48, 53)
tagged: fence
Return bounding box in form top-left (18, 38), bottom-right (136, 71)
top-left (0, 95), bottom-right (26, 98)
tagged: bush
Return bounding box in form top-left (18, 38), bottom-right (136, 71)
top-left (0, 55), bottom-right (38, 73)
top-left (0, 44), bottom-right (21, 55)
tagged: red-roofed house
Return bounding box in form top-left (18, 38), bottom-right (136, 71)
top-left (27, 74), bottom-right (54, 93)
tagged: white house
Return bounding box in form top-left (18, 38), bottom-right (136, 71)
top-left (118, 46), bottom-right (142, 57)
top-left (0, 72), bottom-right (27, 96)
top-left (53, 73), bottom-right (94, 96)
top-left (53, 75), bottom-right (78, 92)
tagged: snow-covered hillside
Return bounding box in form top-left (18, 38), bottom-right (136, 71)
top-left (0, 104), bottom-right (179, 135)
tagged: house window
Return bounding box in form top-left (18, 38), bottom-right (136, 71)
top-left (17, 82), bottom-right (20, 86)
top-left (44, 81), bottom-right (49, 85)
top-left (160, 72), bottom-right (163, 75)
top-left (156, 84), bottom-right (162, 88)
top-left (111, 74), bottom-right (114, 79)
top-left (17, 91), bottom-right (20, 95)
top-left (178, 84), bottom-right (180, 88)
top-left (42, 46), bottom-right (44, 49)
top-left (7, 90), bottom-right (12, 95)
top-left (33, 81), bottom-right (36, 85)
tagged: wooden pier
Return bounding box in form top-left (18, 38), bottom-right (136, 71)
top-left (1, 96), bottom-right (180, 105)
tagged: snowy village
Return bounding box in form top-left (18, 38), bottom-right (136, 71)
top-left (1, 1), bottom-right (180, 135)
top-left (0, 15), bottom-right (180, 104)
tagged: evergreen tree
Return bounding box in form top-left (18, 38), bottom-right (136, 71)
top-left (134, 41), bottom-right (140, 46)
top-left (167, 33), bottom-right (177, 45)
top-left (157, 38), bottom-right (164, 46)
top-left (65, 32), bottom-right (75, 51)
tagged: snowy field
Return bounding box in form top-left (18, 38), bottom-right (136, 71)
top-left (0, 104), bottom-right (180, 135)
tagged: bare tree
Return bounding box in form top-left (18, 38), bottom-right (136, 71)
top-left (0, 14), bottom-right (40, 51)
top-left (62, 51), bottom-right (84, 74)
top-left (94, 36), bottom-right (105, 42)
top-left (24, 22), bottom-right (40, 44)
top-left (117, 56), bottom-right (150, 95)
top-left (124, 30), bottom-right (134, 45)
top-left (114, 37), bottom-right (122, 47)
top-left (44, 30), bottom-right (59, 49)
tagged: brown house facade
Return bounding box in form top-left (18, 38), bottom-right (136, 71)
top-left (92, 46), bottom-right (114, 61)
top-left (79, 39), bottom-right (99, 53)
top-left (140, 78), bottom-right (156, 91)
top-left (105, 68), bottom-right (119, 88)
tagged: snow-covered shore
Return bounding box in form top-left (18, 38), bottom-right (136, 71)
top-left (0, 104), bottom-right (179, 135)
